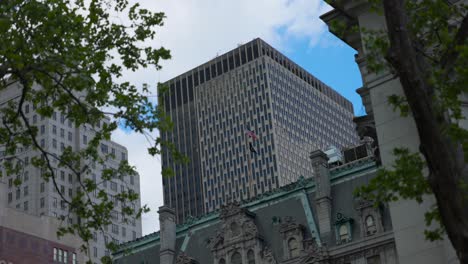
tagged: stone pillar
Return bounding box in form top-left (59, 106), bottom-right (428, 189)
top-left (310, 150), bottom-right (332, 236)
top-left (158, 206), bottom-right (176, 264)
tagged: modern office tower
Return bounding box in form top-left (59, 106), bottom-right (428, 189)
top-left (162, 38), bottom-right (359, 223)
top-left (0, 84), bottom-right (142, 263)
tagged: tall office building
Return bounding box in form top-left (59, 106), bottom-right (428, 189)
top-left (0, 84), bottom-right (142, 263)
top-left (161, 38), bottom-right (359, 223)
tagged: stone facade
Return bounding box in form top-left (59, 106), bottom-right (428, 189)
top-left (320, 1), bottom-right (465, 263)
top-left (114, 147), bottom-right (397, 264)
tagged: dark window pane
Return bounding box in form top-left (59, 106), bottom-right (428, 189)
top-left (247, 46), bottom-right (253, 61)
top-left (205, 67), bottom-right (211, 81)
top-left (176, 80), bottom-right (182, 107)
top-left (188, 75), bottom-right (194, 101)
top-left (235, 52), bottom-right (240, 67)
top-left (223, 58), bottom-right (228, 73)
top-left (229, 55), bottom-right (234, 69)
top-left (194, 72), bottom-right (199, 86)
top-left (211, 64), bottom-right (216, 78)
top-left (253, 43), bottom-right (259, 58)
top-left (200, 70), bottom-right (205, 84)
top-left (217, 61), bottom-right (222, 75)
top-left (241, 48), bottom-right (247, 64)
top-left (170, 83), bottom-right (176, 110)
top-left (182, 78), bottom-right (188, 104)
top-left (164, 91), bottom-right (170, 112)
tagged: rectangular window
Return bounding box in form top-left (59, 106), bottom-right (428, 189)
top-left (199, 70), bottom-right (205, 84)
top-left (68, 132), bottom-right (72, 141)
top-left (60, 128), bottom-right (64, 138)
top-left (130, 175), bottom-right (134, 185)
top-left (112, 224), bottom-right (119, 234)
top-left (205, 67), bottom-right (211, 81)
top-left (122, 226), bottom-right (126, 237)
top-left (40, 197), bottom-right (45, 208)
top-left (217, 61), bottom-right (222, 75)
top-left (24, 186), bottom-right (28, 196)
top-left (83, 135), bottom-right (87, 145)
top-left (23, 201), bottom-right (28, 211)
top-left (110, 181), bottom-right (117, 191)
top-left (52, 125), bottom-right (57, 134)
top-left (63, 251), bottom-right (68, 263)
top-left (223, 58), bottom-right (228, 73)
top-left (101, 143), bottom-right (108, 153)
top-left (53, 248), bottom-right (58, 261)
top-left (194, 72), bottom-right (199, 86)
top-left (229, 55), bottom-right (234, 69)
top-left (176, 80), bottom-right (182, 107)
top-left (40, 182), bottom-right (45, 193)
top-left (241, 48), bottom-right (247, 64)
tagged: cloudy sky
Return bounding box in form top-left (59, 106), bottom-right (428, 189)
top-left (111, 0), bottom-right (363, 236)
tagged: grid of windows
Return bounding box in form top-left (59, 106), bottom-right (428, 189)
top-left (162, 38), bottom-right (358, 220)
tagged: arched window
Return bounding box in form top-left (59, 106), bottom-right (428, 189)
top-left (288, 238), bottom-right (300, 258)
top-left (219, 258), bottom-right (226, 264)
top-left (339, 224), bottom-right (349, 242)
top-left (247, 250), bottom-right (255, 264)
top-left (231, 252), bottom-right (242, 264)
top-left (366, 215), bottom-right (377, 235)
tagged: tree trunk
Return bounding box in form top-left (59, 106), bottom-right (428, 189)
top-left (382, 0), bottom-right (468, 262)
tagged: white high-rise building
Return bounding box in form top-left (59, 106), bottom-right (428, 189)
top-left (0, 83), bottom-right (142, 263)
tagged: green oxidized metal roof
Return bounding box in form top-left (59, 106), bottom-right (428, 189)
top-left (114, 156), bottom-right (378, 261)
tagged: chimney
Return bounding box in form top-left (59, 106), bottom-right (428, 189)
top-left (310, 150), bottom-right (332, 236)
top-left (158, 206), bottom-right (176, 264)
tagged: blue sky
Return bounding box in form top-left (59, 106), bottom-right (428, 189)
top-left (279, 33), bottom-right (364, 115)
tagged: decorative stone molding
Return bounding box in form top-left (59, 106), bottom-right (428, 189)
top-left (354, 199), bottom-right (384, 237)
top-left (175, 252), bottom-right (199, 264)
top-left (334, 213), bottom-right (354, 245)
top-left (262, 246), bottom-right (278, 264)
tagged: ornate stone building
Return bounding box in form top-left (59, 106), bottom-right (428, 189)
top-left (114, 146), bottom-right (397, 264)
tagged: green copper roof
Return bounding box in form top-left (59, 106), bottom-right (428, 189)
top-left (115, 156), bottom-right (378, 259)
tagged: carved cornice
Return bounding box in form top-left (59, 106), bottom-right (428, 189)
top-left (176, 252), bottom-right (199, 264)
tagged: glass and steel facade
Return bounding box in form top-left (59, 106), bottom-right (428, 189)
top-left (162, 38), bottom-right (358, 223)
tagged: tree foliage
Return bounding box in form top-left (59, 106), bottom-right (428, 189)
top-left (0, 0), bottom-right (176, 262)
top-left (327, 0), bottom-right (468, 261)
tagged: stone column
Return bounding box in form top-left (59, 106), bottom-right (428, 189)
top-left (310, 150), bottom-right (332, 236)
top-left (158, 206), bottom-right (176, 264)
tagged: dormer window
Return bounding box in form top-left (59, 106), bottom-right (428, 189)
top-left (339, 224), bottom-right (349, 242)
top-left (288, 238), bottom-right (300, 258)
top-left (366, 215), bottom-right (377, 235)
top-left (335, 213), bottom-right (353, 244)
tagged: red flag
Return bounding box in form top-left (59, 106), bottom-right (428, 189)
top-left (245, 130), bottom-right (258, 140)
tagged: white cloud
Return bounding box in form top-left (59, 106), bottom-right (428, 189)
top-left (111, 0), bottom-right (333, 236)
